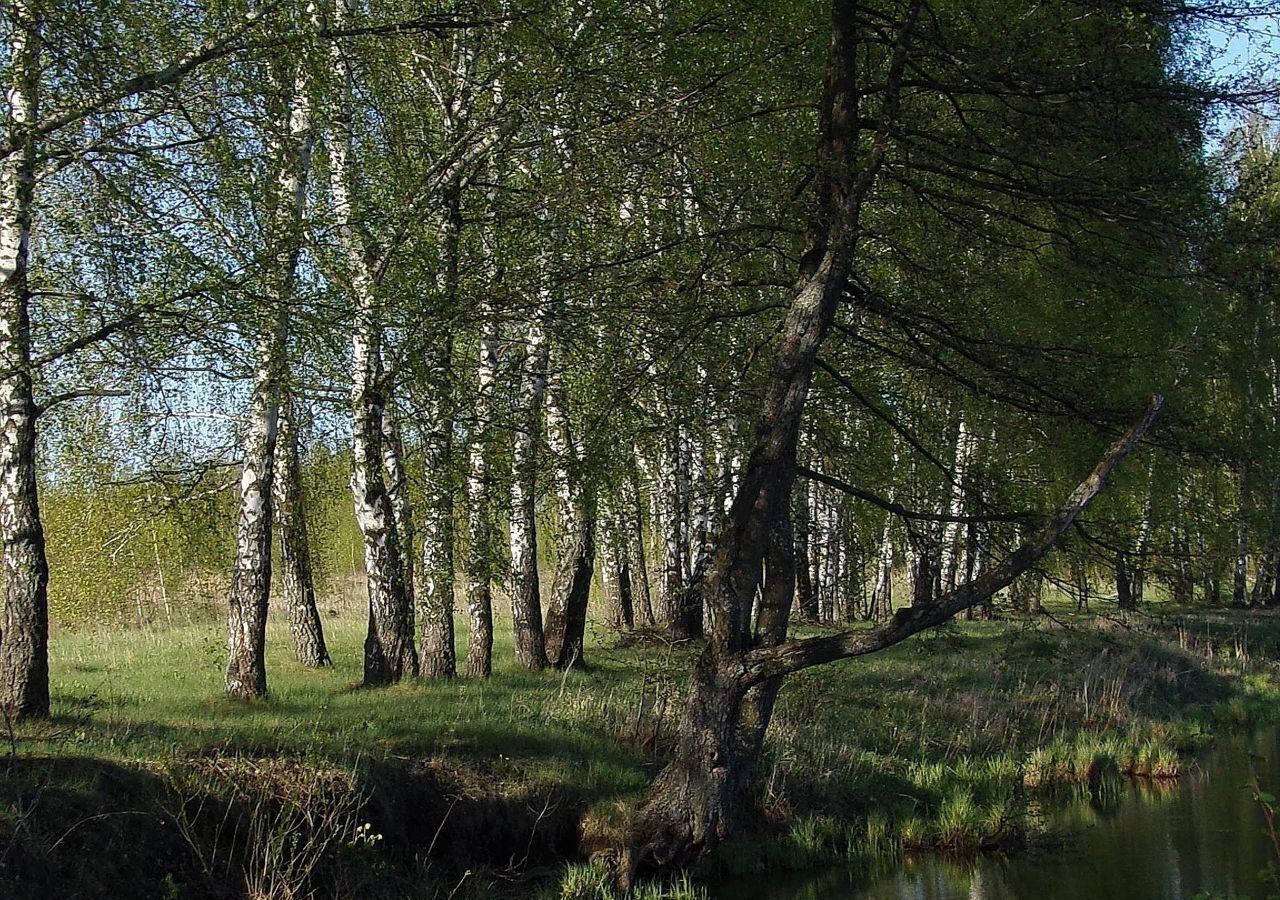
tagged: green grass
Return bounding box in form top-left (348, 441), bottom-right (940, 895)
top-left (5, 597), bottom-right (1280, 898)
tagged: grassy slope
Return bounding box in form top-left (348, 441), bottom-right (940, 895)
top-left (4, 598), bottom-right (1279, 898)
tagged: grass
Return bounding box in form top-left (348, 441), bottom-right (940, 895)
top-left (4, 593), bottom-right (1280, 898)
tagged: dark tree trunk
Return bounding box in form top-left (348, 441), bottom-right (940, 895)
top-left (1116, 550), bottom-right (1135, 611)
top-left (543, 360), bottom-right (595, 669)
top-left (544, 506), bottom-right (596, 669)
top-left (274, 394), bottom-right (331, 667)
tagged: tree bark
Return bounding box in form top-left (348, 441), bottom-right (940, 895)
top-left (508, 316), bottom-right (551, 670)
top-left (624, 460), bottom-right (656, 627)
top-left (226, 324), bottom-right (282, 699)
top-left (0, 0), bottom-right (49, 718)
top-left (274, 395), bottom-right (331, 667)
top-left (226, 53), bottom-right (319, 695)
top-left (463, 306), bottom-right (498, 678)
top-left (418, 333), bottom-right (457, 676)
top-left (543, 368), bottom-right (595, 669)
top-left (418, 186), bottom-right (461, 678)
top-left (381, 398), bottom-right (420, 674)
top-left (328, 0), bottom-right (415, 685)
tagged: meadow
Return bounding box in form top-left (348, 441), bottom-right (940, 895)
top-left (4, 592), bottom-right (1277, 898)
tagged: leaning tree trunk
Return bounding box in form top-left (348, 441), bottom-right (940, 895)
top-left (226, 55), bottom-right (320, 691)
top-left (274, 394), bottom-right (331, 667)
top-left (0, 2), bottom-right (48, 719)
top-left (543, 368), bottom-right (596, 669)
top-left (328, 3), bottom-right (415, 685)
top-left (508, 316), bottom-right (551, 670)
top-left (226, 320), bottom-right (283, 699)
top-left (627, 0), bottom-right (926, 873)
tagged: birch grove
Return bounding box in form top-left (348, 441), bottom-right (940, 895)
top-left (3, 0), bottom-right (1279, 881)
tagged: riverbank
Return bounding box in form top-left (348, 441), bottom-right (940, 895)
top-left (2, 602), bottom-right (1277, 898)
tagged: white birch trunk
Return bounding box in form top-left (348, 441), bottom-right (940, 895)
top-left (939, 419), bottom-right (975, 592)
top-left (227, 62), bottom-right (319, 695)
top-left (508, 313), bottom-right (550, 669)
top-left (418, 336), bottom-right (456, 677)
top-left (226, 317), bottom-right (284, 698)
top-left (464, 298), bottom-right (499, 677)
top-left (623, 457), bottom-right (655, 627)
top-left (543, 357), bottom-right (596, 668)
top-left (328, 0), bottom-right (414, 684)
top-left (0, 1), bottom-right (48, 718)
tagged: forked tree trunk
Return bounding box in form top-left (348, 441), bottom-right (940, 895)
top-left (226, 56), bottom-right (317, 697)
top-left (274, 394), bottom-right (331, 667)
top-left (508, 316), bottom-right (550, 670)
top-left (0, 2), bottom-right (49, 718)
top-left (626, 0), bottom-right (937, 872)
top-left (328, 0), bottom-right (415, 685)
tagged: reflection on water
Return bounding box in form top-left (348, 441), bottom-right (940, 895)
top-left (716, 727), bottom-right (1280, 900)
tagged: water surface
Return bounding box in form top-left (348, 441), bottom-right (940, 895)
top-left (717, 726), bottom-right (1280, 899)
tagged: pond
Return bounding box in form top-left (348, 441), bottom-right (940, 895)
top-left (716, 726), bottom-right (1280, 899)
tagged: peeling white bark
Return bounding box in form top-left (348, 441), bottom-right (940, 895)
top-left (226, 55), bottom-right (316, 698)
top-left (508, 311), bottom-right (549, 669)
top-left (464, 294), bottom-right (499, 677)
top-left (327, 0), bottom-right (415, 684)
top-left (0, 0), bottom-right (48, 718)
